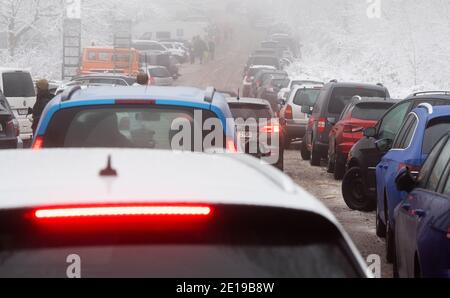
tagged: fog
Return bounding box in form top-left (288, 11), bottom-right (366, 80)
top-left (1, 0), bottom-right (449, 96)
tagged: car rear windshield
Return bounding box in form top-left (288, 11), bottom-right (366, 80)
top-left (230, 103), bottom-right (273, 119)
top-left (248, 67), bottom-right (273, 77)
top-left (293, 89), bottom-right (321, 106)
top-left (2, 72), bottom-right (36, 98)
top-left (249, 57), bottom-right (279, 67)
top-left (328, 87), bottom-right (386, 115)
top-left (423, 117), bottom-right (450, 154)
top-left (351, 102), bottom-right (395, 121)
top-left (270, 78), bottom-right (289, 88)
top-left (43, 106), bottom-right (225, 151)
top-left (0, 208), bottom-right (362, 278)
top-left (149, 67), bottom-right (170, 78)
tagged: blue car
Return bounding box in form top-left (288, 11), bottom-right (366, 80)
top-left (376, 104), bottom-right (450, 262)
top-left (394, 131), bottom-right (450, 278)
top-left (32, 85), bottom-right (237, 151)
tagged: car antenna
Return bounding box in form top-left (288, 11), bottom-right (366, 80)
top-left (237, 88), bottom-right (240, 101)
top-left (99, 155), bottom-right (118, 177)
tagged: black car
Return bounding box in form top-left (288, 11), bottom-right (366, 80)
top-left (0, 91), bottom-right (20, 149)
top-left (343, 92), bottom-right (450, 212)
top-left (228, 97), bottom-right (284, 171)
top-left (303, 81), bottom-right (390, 166)
top-left (250, 70), bottom-right (288, 98)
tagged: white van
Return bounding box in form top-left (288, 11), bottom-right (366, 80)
top-left (0, 68), bottom-right (36, 141)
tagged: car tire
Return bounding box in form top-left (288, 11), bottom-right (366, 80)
top-left (300, 136), bottom-right (311, 161)
top-left (326, 152), bottom-right (335, 173)
top-left (376, 208), bottom-right (386, 238)
top-left (275, 150), bottom-right (284, 172)
top-left (333, 153), bottom-right (346, 180)
top-left (386, 218), bottom-right (395, 264)
top-left (342, 167), bottom-right (376, 211)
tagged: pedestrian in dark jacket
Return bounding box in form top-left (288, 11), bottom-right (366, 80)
top-left (30, 79), bottom-right (53, 135)
top-left (208, 40), bottom-right (216, 61)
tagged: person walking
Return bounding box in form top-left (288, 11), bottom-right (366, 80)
top-left (208, 39), bottom-right (216, 61)
top-left (30, 79), bottom-right (53, 135)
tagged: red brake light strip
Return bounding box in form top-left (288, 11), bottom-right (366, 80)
top-left (35, 206), bottom-right (212, 219)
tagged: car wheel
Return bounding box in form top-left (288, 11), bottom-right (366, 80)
top-left (342, 167), bottom-right (376, 211)
top-left (376, 208), bottom-right (386, 238)
top-left (333, 153), bottom-right (346, 180)
top-left (326, 152), bottom-right (335, 173)
top-left (386, 217), bottom-right (395, 264)
top-left (300, 136), bottom-right (311, 160)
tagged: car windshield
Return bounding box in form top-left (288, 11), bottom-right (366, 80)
top-left (328, 87), bottom-right (387, 115)
top-left (43, 106), bottom-right (225, 151)
top-left (149, 67), bottom-right (170, 78)
top-left (2, 72), bottom-right (36, 98)
top-left (351, 102), bottom-right (395, 121)
top-left (423, 117), bottom-right (450, 154)
top-left (293, 89), bottom-right (321, 106)
top-left (230, 103), bottom-right (272, 120)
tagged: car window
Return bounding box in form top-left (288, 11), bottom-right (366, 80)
top-left (230, 103), bottom-right (273, 119)
top-left (2, 72), bottom-right (36, 98)
top-left (293, 89), bottom-right (321, 107)
top-left (352, 102), bottom-right (394, 121)
top-left (327, 87), bottom-right (386, 115)
top-left (417, 136), bottom-right (448, 188)
top-left (422, 117), bottom-right (450, 154)
top-left (149, 68), bottom-right (170, 78)
top-left (392, 114), bottom-right (416, 149)
top-left (425, 137), bottom-right (450, 191)
top-left (43, 106), bottom-right (225, 152)
top-left (87, 52), bottom-right (97, 60)
top-left (378, 101), bottom-right (410, 141)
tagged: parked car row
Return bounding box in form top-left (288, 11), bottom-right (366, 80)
top-left (295, 81), bottom-right (450, 277)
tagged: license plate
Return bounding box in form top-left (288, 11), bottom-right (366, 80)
top-left (239, 131), bottom-right (253, 139)
top-left (18, 109), bottom-right (29, 115)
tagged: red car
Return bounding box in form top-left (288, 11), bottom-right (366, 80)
top-left (327, 97), bottom-right (397, 180)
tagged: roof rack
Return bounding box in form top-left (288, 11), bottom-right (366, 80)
top-left (376, 83), bottom-right (384, 87)
top-left (329, 79), bottom-right (338, 83)
top-left (204, 87), bottom-right (216, 103)
top-left (61, 85), bottom-right (82, 102)
top-left (412, 91), bottom-right (450, 97)
top-left (417, 103), bottom-right (433, 114)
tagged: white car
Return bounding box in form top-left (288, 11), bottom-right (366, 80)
top-left (0, 68), bottom-right (36, 141)
top-left (277, 78), bottom-right (324, 103)
top-left (280, 84), bottom-right (323, 147)
top-left (160, 42), bottom-right (187, 62)
top-left (0, 149), bottom-right (369, 278)
top-left (242, 65), bottom-right (276, 97)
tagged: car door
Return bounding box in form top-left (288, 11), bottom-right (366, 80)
top-left (377, 114), bottom-right (417, 224)
top-left (395, 135), bottom-right (449, 277)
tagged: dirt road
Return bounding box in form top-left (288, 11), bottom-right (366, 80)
top-left (174, 20), bottom-right (392, 278)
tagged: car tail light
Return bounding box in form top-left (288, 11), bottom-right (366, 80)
top-left (260, 123), bottom-right (280, 134)
top-left (285, 104), bottom-right (293, 120)
top-left (447, 227), bottom-right (450, 239)
top-left (226, 138), bottom-right (237, 153)
top-left (115, 100), bottom-right (156, 105)
top-left (32, 136), bottom-right (44, 150)
top-left (318, 118), bottom-right (327, 134)
top-left (34, 205), bottom-right (212, 219)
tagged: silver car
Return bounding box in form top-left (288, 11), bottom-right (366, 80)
top-left (146, 66), bottom-right (174, 86)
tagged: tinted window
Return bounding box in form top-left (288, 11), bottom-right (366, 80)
top-left (43, 106), bottom-right (225, 152)
top-left (270, 78), bottom-right (289, 88)
top-left (426, 138), bottom-right (450, 191)
top-left (352, 102), bottom-right (394, 121)
top-left (394, 115), bottom-right (417, 149)
top-left (378, 101), bottom-right (410, 141)
top-left (293, 89), bottom-right (321, 106)
top-left (327, 87), bottom-right (386, 115)
top-left (230, 104), bottom-right (273, 119)
top-left (149, 68), bottom-right (170, 78)
top-left (422, 117), bottom-right (450, 154)
top-left (2, 72), bottom-right (36, 97)
top-left (417, 136), bottom-right (448, 188)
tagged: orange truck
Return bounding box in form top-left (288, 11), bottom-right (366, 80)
top-left (80, 47), bottom-right (140, 76)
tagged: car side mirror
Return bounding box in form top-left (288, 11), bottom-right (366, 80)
top-left (395, 168), bottom-right (417, 193)
top-left (301, 105), bottom-right (313, 115)
top-left (363, 127), bottom-right (377, 138)
top-left (375, 138), bottom-right (392, 152)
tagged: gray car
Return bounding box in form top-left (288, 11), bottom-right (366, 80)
top-left (145, 66), bottom-right (174, 86)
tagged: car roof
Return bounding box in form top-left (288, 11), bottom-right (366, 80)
top-left (227, 97), bottom-right (271, 106)
top-left (51, 86), bottom-right (225, 106)
top-left (291, 84), bottom-right (324, 91)
top-left (0, 149), bottom-right (336, 223)
top-left (249, 65), bottom-right (276, 70)
top-left (0, 67), bottom-right (31, 73)
top-left (325, 82), bottom-right (387, 90)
